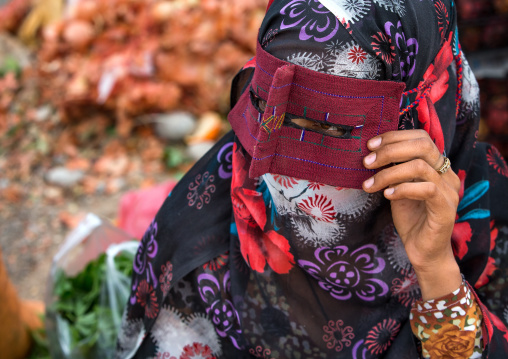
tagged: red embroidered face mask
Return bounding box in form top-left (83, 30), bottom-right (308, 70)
top-left (228, 42), bottom-right (405, 189)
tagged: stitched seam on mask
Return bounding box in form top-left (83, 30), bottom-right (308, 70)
top-left (257, 63), bottom-right (386, 100)
top-left (256, 84), bottom-right (268, 96)
top-left (256, 64), bottom-right (388, 142)
top-left (278, 136), bottom-right (362, 152)
top-left (271, 82), bottom-right (386, 101)
top-left (252, 83), bottom-right (369, 122)
top-left (253, 153), bottom-right (375, 172)
top-left (244, 104), bottom-right (367, 153)
top-left (376, 97), bottom-right (385, 136)
top-left (249, 93), bottom-right (368, 128)
top-left (243, 104), bottom-right (260, 142)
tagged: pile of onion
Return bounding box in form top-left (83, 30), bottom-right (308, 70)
top-left (36, 0), bottom-right (266, 136)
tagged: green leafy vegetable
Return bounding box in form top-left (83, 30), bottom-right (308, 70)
top-left (49, 250), bottom-right (134, 358)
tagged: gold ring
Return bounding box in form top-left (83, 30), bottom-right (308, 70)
top-left (436, 156), bottom-right (451, 174)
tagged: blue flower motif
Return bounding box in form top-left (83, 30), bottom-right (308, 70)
top-left (457, 180), bottom-right (490, 222)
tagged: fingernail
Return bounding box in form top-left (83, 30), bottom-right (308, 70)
top-left (364, 177), bottom-right (374, 189)
top-left (364, 153), bottom-right (376, 166)
top-left (385, 187), bottom-right (395, 196)
top-left (369, 137), bottom-right (382, 149)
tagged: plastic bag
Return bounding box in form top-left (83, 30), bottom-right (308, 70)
top-left (117, 180), bottom-right (175, 239)
top-left (45, 213), bottom-right (139, 359)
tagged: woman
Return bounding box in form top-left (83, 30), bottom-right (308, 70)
top-left (116, 1), bottom-right (508, 358)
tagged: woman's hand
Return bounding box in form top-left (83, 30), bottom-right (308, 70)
top-left (362, 129), bottom-right (462, 301)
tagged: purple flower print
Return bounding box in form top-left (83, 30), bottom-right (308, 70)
top-left (384, 21), bottom-right (418, 80)
top-left (197, 271), bottom-right (243, 349)
top-left (299, 245), bottom-right (389, 301)
top-left (134, 220), bottom-right (158, 285)
top-left (130, 220), bottom-right (158, 305)
top-left (217, 142), bottom-right (233, 179)
top-left (280, 0), bottom-right (340, 42)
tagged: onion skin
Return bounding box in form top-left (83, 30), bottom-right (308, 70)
top-left (71, 0), bottom-right (100, 22)
top-left (151, 2), bottom-right (174, 23)
top-left (63, 21), bottom-right (95, 50)
top-left (36, 0), bottom-right (267, 136)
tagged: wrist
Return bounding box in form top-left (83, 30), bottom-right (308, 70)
top-left (414, 259), bottom-right (462, 301)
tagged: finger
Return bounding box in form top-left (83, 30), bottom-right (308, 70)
top-left (442, 168), bottom-right (461, 193)
top-left (363, 159), bottom-right (442, 193)
top-left (364, 136), bottom-right (442, 170)
top-left (384, 182), bottom-right (459, 217)
top-left (367, 129), bottom-right (431, 150)
top-left (427, 156), bottom-right (461, 193)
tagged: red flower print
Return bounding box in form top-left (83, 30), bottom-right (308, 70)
top-left (348, 45), bottom-right (367, 64)
top-left (339, 17), bottom-right (352, 34)
top-left (483, 306), bottom-right (508, 344)
top-left (371, 32), bottom-right (395, 64)
top-left (490, 220), bottom-right (499, 251)
top-left (475, 221), bottom-right (499, 288)
top-left (475, 257), bottom-right (498, 289)
top-left (272, 174), bottom-right (299, 189)
top-left (322, 319), bottom-right (355, 352)
top-left (487, 146), bottom-right (508, 177)
top-left (136, 280), bottom-right (159, 318)
top-left (180, 342), bottom-right (215, 359)
top-left (434, 0), bottom-right (449, 42)
top-left (249, 346), bottom-right (273, 359)
top-left (203, 252), bottom-right (229, 271)
top-left (417, 32), bottom-right (454, 153)
top-left (307, 182), bottom-right (325, 191)
top-left (451, 221), bottom-right (472, 260)
top-left (491, 313), bottom-right (508, 343)
top-left (298, 194), bottom-right (336, 223)
top-left (231, 144), bottom-right (294, 274)
top-left (391, 270), bottom-right (420, 307)
top-left (159, 261), bottom-right (173, 296)
top-left (365, 319), bottom-right (401, 355)
top-left (457, 169), bottom-right (466, 201)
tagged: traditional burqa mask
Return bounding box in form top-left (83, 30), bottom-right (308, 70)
top-left (228, 40), bottom-right (405, 190)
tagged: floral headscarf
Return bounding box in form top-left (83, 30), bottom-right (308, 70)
top-left (116, 1), bottom-right (508, 358)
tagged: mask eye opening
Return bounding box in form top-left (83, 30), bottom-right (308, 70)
top-left (249, 87), bottom-right (267, 114)
top-left (284, 113), bottom-right (353, 139)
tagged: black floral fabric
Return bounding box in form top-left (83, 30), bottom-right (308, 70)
top-left (116, 1), bottom-right (508, 358)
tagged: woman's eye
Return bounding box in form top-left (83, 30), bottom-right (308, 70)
top-left (257, 99), bottom-right (267, 113)
top-left (250, 89), bottom-right (268, 114)
top-left (291, 117), bottom-right (346, 137)
top-left (321, 125), bottom-right (345, 136)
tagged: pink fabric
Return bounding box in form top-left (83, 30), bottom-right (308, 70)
top-left (228, 42), bottom-right (405, 189)
top-left (117, 180), bottom-right (176, 239)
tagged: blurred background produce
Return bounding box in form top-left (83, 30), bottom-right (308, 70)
top-left (0, 0), bottom-right (266, 356)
